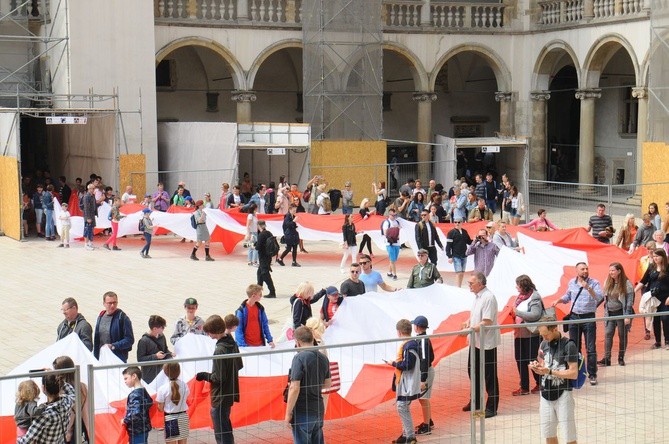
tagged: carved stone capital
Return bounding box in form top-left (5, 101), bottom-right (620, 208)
top-left (231, 91), bottom-right (257, 103)
top-left (575, 89), bottom-right (601, 100)
top-left (412, 92), bottom-right (438, 102)
top-left (632, 86), bottom-right (648, 100)
top-left (530, 90), bottom-right (551, 101)
top-left (494, 91), bottom-right (513, 102)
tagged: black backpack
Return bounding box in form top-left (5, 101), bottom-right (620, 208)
top-left (265, 235), bottom-right (280, 257)
top-left (190, 214), bottom-right (197, 229)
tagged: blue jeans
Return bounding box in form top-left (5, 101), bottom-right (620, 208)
top-left (486, 199), bottom-right (497, 213)
top-left (129, 431), bottom-right (148, 444)
top-left (342, 206), bottom-right (352, 215)
top-left (452, 256), bottom-right (467, 273)
top-left (141, 233), bottom-right (152, 255)
top-left (568, 313), bottom-right (597, 377)
top-left (211, 404), bottom-right (233, 444)
top-left (292, 411), bottom-right (324, 444)
top-left (83, 221), bottom-right (94, 241)
top-left (247, 232), bottom-right (258, 263)
top-left (45, 209), bottom-right (55, 237)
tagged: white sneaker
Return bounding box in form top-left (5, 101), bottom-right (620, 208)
top-left (85, 245), bottom-right (94, 251)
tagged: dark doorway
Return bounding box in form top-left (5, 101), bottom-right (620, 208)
top-left (547, 65), bottom-right (579, 183)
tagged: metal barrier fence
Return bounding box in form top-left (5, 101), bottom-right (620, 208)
top-left (5, 312), bottom-right (668, 443)
top-left (527, 180), bottom-right (669, 230)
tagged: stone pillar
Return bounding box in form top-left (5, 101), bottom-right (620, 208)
top-left (583, 0), bottom-right (595, 19)
top-left (575, 88), bottom-right (601, 185)
top-left (530, 91), bottom-right (550, 180)
top-left (420, 0), bottom-right (432, 26)
top-left (238, 0), bottom-right (249, 20)
top-left (231, 91), bottom-right (256, 123)
top-left (413, 92), bottom-right (438, 182)
top-left (494, 91), bottom-right (515, 137)
top-left (633, 86), bottom-right (648, 189)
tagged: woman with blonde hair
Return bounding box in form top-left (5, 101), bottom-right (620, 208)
top-left (157, 362), bottom-right (190, 443)
top-left (290, 282), bottom-right (327, 330)
top-left (598, 263), bottom-right (634, 366)
top-left (615, 213), bottom-right (637, 251)
top-left (358, 198), bottom-right (375, 257)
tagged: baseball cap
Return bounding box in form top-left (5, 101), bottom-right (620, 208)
top-left (144, 193), bottom-right (151, 198)
top-left (194, 200), bottom-right (204, 207)
top-left (326, 286), bottom-right (338, 295)
top-left (184, 297), bottom-right (198, 306)
top-left (142, 208), bottom-right (151, 213)
top-left (411, 316), bottom-right (429, 328)
top-left (486, 221), bottom-right (495, 228)
top-left (185, 196), bottom-right (193, 201)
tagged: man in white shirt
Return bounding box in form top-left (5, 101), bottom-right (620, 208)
top-left (462, 272), bottom-right (501, 418)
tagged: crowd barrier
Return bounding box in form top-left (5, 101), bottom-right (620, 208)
top-left (3, 311), bottom-right (668, 443)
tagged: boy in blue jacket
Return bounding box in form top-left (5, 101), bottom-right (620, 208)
top-left (122, 366), bottom-right (153, 444)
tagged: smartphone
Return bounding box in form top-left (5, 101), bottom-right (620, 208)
top-left (382, 359), bottom-right (389, 364)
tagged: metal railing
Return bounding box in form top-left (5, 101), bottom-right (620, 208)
top-left (4, 311), bottom-right (668, 442)
top-left (527, 179), bottom-right (669, 229)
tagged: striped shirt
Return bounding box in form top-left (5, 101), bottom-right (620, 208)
top-left (588, 214), bottom-right (613, 243)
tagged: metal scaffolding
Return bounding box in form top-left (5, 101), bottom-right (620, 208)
top-left (0, 0), bottom-right (69, 107)
top-left (649, 0), bottom-right (669, 142)
top-left (302, 0), bottom-right (383, 141)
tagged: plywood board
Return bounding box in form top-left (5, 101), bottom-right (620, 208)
top-left (120, 154), bottom-right (146, 199)
top-left (0, 156), bottom-right (21, 240)
top-left (310, 141), bottom-right (387, 206)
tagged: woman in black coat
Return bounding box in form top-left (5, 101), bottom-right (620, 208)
top-left (278, 205), bottom-right (301, 267)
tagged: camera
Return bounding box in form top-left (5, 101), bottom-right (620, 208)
top-left (243, 241), bottom-right (256, 249)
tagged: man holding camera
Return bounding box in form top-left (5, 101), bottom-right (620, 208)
top-left (466, 228), bottom-right (499, 277)
top-left (552, 262), bottom-right (603, 386)
top-left (586, 203), bottom-right (613, 243)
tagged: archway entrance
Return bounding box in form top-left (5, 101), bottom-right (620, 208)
top-left (547, 65), bottom-right (579, 182)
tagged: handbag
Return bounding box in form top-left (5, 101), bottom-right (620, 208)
top-left (165, 416), bottom-right (180, 439)
top-left (563, 285), bottom-right (584, 333)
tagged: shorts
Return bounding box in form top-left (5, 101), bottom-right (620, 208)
top-left (540, 390), bottom-right (577, 442)
top-left (386, 245), bottom-right (400, 262)
top-left (452, 256), bottom-right (467, 273)
top-left (420, 367), bottom-right (435, 399)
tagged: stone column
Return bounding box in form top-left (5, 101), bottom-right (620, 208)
top-left (238, 0), bottom-right (249, 20)
top-left (575, 88), bottom-right (601, 185)
top-left (231, 91), bottom-right (256, 123)
top-left (495, 91), bottom-right (515, 137)
top-left (420, 0), bottom-right (432, 26)
top-left (530, 91), bottom-right (550, 180)
top-left (583, 0), bottom-right (595, 19)
top-left (413, 92), bottom-right (438, 181)
top-left (632, 86), bottom-right (648, 188)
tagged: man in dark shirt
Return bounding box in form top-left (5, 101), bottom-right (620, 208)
top-left (56, 297), bottom-right (93, 351)
top-left (58, 176), bottom-right (71, 207)
top-left (587, 203), bottom-right (613, 243)
top-left (284, 326), bottom-right (331, 443)
top-left (483, 173), bottom-right (498, 212)
top-left (83, 183), bottom-right (97, 250)
top-left (445, 217), bottom-right (472, 287)
top-left (415, 211), bottom-right (444, 265)
top-left (340, 263), bottom-right (366, 297)
top-left (255, 220), bottom-right (276, 298)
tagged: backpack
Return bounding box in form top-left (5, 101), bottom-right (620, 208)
top-left (321, 195), bottom-right (332, 213)
top-left (265, 235), bottom-right (280, 257)
top-left (108, 209), bottom-right (113, 221)
top-left (79, 195), bottom-right (85, 211)
top-left (138, 218), bottom-right (145, 232)
top-left (570, 346), bottom-right (587, 389)
top-left (382, 220), bottom-right (400, 244)
top-left (190, 214), bottom-right (197, 229)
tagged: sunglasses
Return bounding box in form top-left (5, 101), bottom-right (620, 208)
top-left (359, 261), bottom-right (370, 265)
top-left (350, 270), bottom-right (360, 274)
